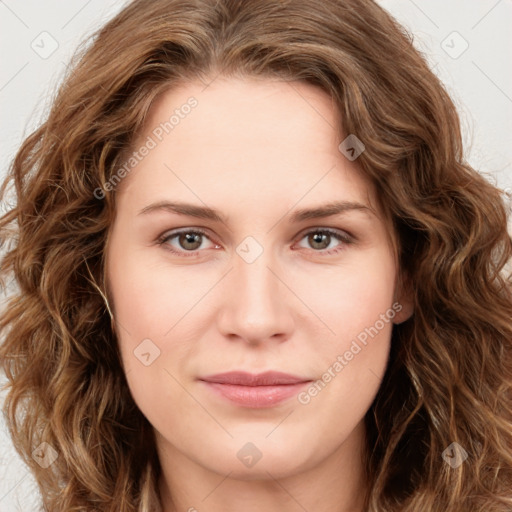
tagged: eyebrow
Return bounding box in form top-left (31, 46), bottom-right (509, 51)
top-left (137, 200), bottom-right (375, 223)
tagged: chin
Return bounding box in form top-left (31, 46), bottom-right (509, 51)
top-left (198, 435), bottom-right (317, 479)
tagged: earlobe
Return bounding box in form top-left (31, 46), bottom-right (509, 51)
top-left (393, 299), bottom-right (414, 324)
top-left (392, 273), bottom-right (415, 325)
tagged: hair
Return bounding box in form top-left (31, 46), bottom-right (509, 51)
top-left (1, 0), bottom-right (511, 510)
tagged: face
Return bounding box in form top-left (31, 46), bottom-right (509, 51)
top-left (105, 76), bottom-right (412, 480)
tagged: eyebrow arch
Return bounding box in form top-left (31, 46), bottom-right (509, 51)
top-left (289, 200), bottom-right (376, 222)
top-left (137, 200), bottom-right (375, 223)
top-left (138, 201), bottom-right (227, 222)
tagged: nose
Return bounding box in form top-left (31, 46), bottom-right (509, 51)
top-left (216, 247), bottom-right (295, 345)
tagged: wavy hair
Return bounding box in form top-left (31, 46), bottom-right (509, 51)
top-left (1, 0), bottom-right (511, 510)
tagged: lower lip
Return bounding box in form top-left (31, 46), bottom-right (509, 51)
top-left (200, 381), bottom-right (310, 408)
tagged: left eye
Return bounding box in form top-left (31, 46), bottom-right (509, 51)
top-left (295, 229), bottom-right (352, 254)
top-left (157, 228), bottom-right (352, 257)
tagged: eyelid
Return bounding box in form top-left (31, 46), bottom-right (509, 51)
top-left (157, 227), bottom-right (218, 255)
top-left (295, 226), bottom-right (354, 242)
top-left (157, 226), bottom-right (354, 257)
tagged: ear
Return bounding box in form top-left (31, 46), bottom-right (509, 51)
top-left (392, 271), bottom-right (414, 324)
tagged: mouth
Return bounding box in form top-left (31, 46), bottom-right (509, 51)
top-left (198, 371), bottom-right (313, 408)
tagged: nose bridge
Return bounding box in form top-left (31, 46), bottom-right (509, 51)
top-left (238, 251), bottom-right (276, 307)
top-left (217, 238), bottom-right (292, 343)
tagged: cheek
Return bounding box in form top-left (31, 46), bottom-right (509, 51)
top-left (106, 241), bottom-right (213, 419)
top-left (305, 249), bottom-right (396, 340)
top-left (297, 303), bottom-right (393, 440)
top-left (296, 250), bottom-right (396, 406)
top-left (107, 243), bottom-right (203, 339)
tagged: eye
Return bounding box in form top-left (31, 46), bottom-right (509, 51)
top-left (157, 227), bottom-right (353, 257)
top-left (294, 228), bottom-right (353, 255)
top-left (157, 228), bottom-right (219, 258)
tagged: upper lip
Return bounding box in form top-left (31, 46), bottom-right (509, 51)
top-left (199, 371), bottom-right (311, 386)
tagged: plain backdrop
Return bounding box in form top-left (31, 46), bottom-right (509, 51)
top-left (1, 1), bottom-right (511, 510)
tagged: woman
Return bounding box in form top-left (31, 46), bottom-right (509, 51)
top-left (1, 0), bottom-right (511, 511)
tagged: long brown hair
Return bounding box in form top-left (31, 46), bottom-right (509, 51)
top-left (1, 1), bottom-right (511, 510)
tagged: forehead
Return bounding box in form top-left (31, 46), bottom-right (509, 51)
top-left (139, 77), bottom-right (343, 163)
top-left (118, 77), bottom-right (375, 208)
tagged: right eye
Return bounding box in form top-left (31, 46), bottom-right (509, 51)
top-left (157, 228), bottom-right (220, 257)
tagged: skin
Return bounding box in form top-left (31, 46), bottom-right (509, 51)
top-left (105, 76), bottom-right (413, 512)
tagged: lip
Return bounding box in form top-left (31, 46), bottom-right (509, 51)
top-left (199, 371), bottom-right (312, 408)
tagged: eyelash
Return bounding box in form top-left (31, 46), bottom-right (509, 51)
top-left (156, 227), bottom-right (354, 258)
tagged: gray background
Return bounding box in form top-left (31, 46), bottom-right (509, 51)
top-left (1, 1), bottom-right (511, 510)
